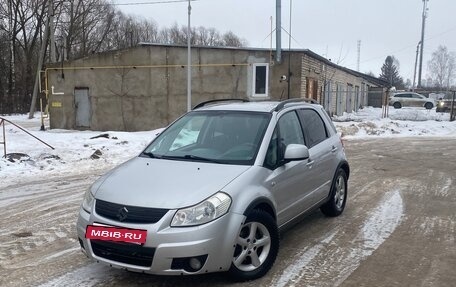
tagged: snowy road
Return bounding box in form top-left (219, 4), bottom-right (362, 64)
top-left (1, 137), bottom-right (455, 287)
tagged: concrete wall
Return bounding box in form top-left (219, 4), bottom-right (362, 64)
top-left (48, 46), bottom-right (303, 131)
top-left (48, 45), bottom-right (380, 131)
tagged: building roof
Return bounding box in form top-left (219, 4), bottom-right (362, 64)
top-left (51, 42), bottom-right (386, 87)
top-left (139, 43), bottom-right (387, 87)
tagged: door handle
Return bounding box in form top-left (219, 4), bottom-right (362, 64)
top-left (306, 159), bottom-right (314, 167)
top-left (331, 146), bottom-right (338, 153)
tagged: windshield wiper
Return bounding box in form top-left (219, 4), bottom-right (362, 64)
top-left (142, 151), bottom-right (160, 158)
top-left (143, 152), bottom-right (221, 163)
top-left (157, 154), bottom-right (221, 163)
top-left (183, 154), bottom-right (221, 163)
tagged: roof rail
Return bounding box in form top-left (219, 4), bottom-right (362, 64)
top-left (192, 98), bottom-right (249, 110)
top-left (274, 98), bottom-right (318, 112)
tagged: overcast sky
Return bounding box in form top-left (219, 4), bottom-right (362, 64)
top-left (116, 0), bottom-right (455, 82)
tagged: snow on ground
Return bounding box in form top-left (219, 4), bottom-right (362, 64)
top-left (0, 114), bottom-right (162, 188)
top-left (1, 107), bottom-right (455, 188)
top-left (333, 106), bottom-right (456, 139)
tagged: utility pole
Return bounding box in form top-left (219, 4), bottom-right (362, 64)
top-left (287, 0), bottom-right (292, 99)
top-left (417, 0), bottom-right (428, 88)
top-left (8, 0), bottom-right (15, 108)
top-left (29, 0), bottom-right (51, 119)
top-left (186, 0), bottom-right (191, 111)
top-left (356, 40), bottom-right (361, 72)
top-left (49, 0), bottom-right (56, 62)
top-left (412, 41), bottom-right (421, 91)
top-left (276, 0), bottom-right (281, 63)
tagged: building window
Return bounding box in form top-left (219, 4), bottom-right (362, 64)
top-left (253, 63), bottom-right (269, 97)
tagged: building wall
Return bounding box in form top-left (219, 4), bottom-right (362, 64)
top-left (48, 46), bottom-right (301, 131)
top-left (300, 54), bottom-right (378, 115)
top-left (48, 45), bottom-right (380, 131)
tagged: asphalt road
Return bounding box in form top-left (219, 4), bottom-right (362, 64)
top-left (1, 137), bottom-right (455, 287)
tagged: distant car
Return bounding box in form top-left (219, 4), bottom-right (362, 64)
top-left (389, 92), bottom-right (435, 109)
top-left (76, 98), bottom-right (349, 281)
top-left (436, 94), bottom-right (455, 113)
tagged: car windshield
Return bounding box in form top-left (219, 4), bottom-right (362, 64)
top-left (142, 110), bottom-right (271, 165)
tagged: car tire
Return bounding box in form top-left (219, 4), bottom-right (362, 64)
top-left (393, 102), bottom-right (402, 109)
top-left (228, 209), bottom-right (279, 281)
top-left (321, 169), bottom-right (348, 217)
top-left (424, 102), bottom-right (433, 109)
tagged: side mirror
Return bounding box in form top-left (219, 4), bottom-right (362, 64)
top-left (284, 144), bottom-right (309, 161)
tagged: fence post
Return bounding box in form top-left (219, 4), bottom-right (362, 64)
top-left (1, 120), bottom-right (5, 157)
top-left (450, 91), bottom-right (455, 122)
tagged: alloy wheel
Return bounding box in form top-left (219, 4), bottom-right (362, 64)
top-left (233, 221), bottom-right (271, 272)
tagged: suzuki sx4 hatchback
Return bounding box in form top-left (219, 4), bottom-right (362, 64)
top-left (77, 99), bottom-right (349, 281)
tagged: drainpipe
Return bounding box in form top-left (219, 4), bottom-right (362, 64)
top-left (276, 0), bottom-right (281, 63)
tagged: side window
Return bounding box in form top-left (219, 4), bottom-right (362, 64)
top-left (264, 111), bottom-right (304, 169)
top-left (278, 111), bottom-right (305, 147)
top-left (298, 109), bottom-right (328, 148)
top-left (264, 128), bottom-right (279, 169)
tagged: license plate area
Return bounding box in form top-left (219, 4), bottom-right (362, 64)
top-left (86, 225), bottom-right (147, 244)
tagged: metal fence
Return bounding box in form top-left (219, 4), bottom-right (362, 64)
top-left (319, 88), bottom-right (386, 117)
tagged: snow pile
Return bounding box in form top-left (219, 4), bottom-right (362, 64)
top-left (333, 107), bottom-right (456, 139)
top-left (0, 114), bottom-right (162, 187)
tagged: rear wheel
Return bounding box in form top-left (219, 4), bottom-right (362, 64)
top-left (321, 169), bottom-right (348, 217)
top-left (424, 102), bottom-right (433, 109)
top-left (229, 209), bottom-right (279, 281)
top-left (393, 102), bottom-right (402, 109)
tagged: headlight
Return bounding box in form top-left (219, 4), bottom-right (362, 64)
top-left (439, 102), bottom-right (444, 107)
top-left (171, 192), bottom-right (231, 227)
top-left (81, 189), bottom-right (95, 213)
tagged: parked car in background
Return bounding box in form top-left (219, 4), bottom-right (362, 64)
top-left (389, 92), bottom-right (435, 109)
top-left (77, 98), bottom-right (349, 281)
top-left (436, 94), bottom-right (455, 113)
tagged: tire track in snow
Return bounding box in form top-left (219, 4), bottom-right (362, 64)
top-left (37, 263), bottom-right (114, 287)
top-left (271, 190), bottom-right (404, 287)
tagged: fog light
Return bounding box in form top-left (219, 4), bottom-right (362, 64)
top-left (189, 257), bottom-right (202, 270)
top-left (171, 255), bottom-right (208, 272)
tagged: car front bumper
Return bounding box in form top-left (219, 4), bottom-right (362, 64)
top-left (77, 203), bottom-right (246, 275)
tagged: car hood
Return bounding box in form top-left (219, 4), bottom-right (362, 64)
top-left (94, 157), bottom-right (250, 209)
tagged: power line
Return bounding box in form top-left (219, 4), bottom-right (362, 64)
top-left (110, 0), bottom-right (198, 6)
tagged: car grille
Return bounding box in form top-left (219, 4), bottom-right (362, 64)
top-left (95, 199), bottom-right (169, 224)
top-left (91, 240), bottom-right (155, 267)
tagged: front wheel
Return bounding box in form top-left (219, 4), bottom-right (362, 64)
top-left (393, 102), bottom-right (402, 109)
top-left (228, 209), bottom-right (279, 281)
top-left (321, 169), bottom-right (348, 217)
top-left (424, 102), bottom-right (433, 109)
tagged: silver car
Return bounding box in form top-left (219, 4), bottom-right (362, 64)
top-left (389, 92), bottom-right (435, 109)
top-left (77, 99), bottom-right (349, 281)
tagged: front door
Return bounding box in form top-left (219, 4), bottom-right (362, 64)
top-left (74, 88), bottom-right (91, 128)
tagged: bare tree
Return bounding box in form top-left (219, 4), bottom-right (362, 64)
top-left (427, 45), bottom-right (456, 90)
top-left (221, 31), bottom-right (246, 47)
top-left (0, 0), bottom-right (247, 114)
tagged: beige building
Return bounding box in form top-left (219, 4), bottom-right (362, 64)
top-left (47, 44), bottom-right (385, 131)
